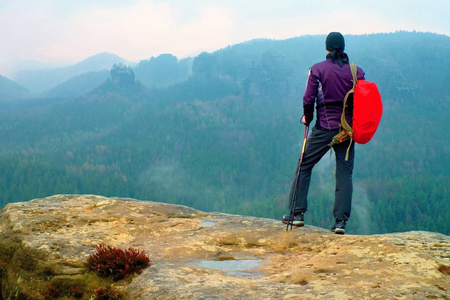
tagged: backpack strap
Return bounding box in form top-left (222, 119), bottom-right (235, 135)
top-left (330, 62), bottom-right (358, 161)
top-left (342, 62), bottom-right (358, 160)
top-left (341, 63), bottom-right (357, 133)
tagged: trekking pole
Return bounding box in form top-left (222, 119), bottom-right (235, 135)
top-left (286, 124), bottom-right (309, 231)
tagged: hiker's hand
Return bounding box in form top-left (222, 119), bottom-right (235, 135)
top-left (303, 104), bottom-right (314, 125)
top-left (301, 114), bottom-right (312, 125)
top-left (301, 115), bottom-right (307, 125)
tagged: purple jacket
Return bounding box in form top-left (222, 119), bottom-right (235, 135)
top-left (303, 58), bottom-right (365, 130)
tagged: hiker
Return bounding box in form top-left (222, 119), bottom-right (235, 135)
top-left (282, 32), bottom-right (365, 234)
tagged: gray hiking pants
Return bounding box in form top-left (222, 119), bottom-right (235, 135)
top-left (294, 126), bottom-right (355, 221)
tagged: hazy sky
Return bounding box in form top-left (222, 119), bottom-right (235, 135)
top-left (1, 0), bottom-right (449, 76)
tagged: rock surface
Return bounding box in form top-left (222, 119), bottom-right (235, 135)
top-left (0, 195), bottom-right (449, 299)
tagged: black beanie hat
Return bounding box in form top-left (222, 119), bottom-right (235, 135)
top-left (325, 32), bottom-right (348, 67)
top-left (326, 32), bottom-right (345, 52)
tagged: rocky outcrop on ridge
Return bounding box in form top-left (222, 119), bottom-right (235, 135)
top-left (0, 195), bottom-right (449, 299)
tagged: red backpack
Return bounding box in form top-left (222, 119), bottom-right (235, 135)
top-left (331, 62), bottom-right (383, 160)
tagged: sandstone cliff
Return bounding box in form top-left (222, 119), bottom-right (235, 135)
top-left (0, 195), bottom-right (448, 299)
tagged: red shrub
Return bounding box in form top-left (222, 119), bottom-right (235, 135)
top-left (94, 287), bottom-right (121, 300)
top-left (42, 283), bottom-right (61, 299)
top-left (87, 245), bottom-right (151, 281)
top-left (68, 286), bottom-right (84, 298)
top-left (42, 284), bottom-right (84, 299)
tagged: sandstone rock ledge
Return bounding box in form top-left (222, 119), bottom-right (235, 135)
top-left (0, 195), bottom-right (449, 300)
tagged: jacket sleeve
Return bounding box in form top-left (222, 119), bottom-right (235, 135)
top-left (357, 67), bottom-right (365, 80)
top-left (302, 68), bottom-right (318, 123)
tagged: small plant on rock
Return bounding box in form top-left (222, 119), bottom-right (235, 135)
top-left (42, 284), bottom-right (84, 299)
top-left (94, 287), bottom-right (121, 300)
top-left (68, 286), bottom-right (84, 298)
top-left (87, 244), bottom-right (151, 281)
top-left (42, 283), bottom-right (61, 299)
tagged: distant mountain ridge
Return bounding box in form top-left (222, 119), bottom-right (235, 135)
top-left (0, 75), bottom-right (29, 101)
top-left (44, 70), bottom-right (110, 98)
top-left (134, 54), bottom-right (193, 88)
top-left (14, 52), bottom-right (128, 94)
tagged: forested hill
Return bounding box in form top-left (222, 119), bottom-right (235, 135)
top-left (0, 75), bottom-right (29, 101)
top-left (0, 31), bottom-right (449, 235)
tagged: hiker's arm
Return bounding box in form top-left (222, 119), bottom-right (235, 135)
top-left (302, 68), bottom-right (318, 125)
top-left (357, 67), bottom-right (366, 80)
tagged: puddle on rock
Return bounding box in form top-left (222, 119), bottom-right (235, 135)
top-left (200, 220), bottom-right (217, 226)
top-left (198, 258), bottom-right (262, 277)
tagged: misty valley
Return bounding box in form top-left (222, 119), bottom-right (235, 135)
top-left (0, 32), bottom-right (449, 235)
